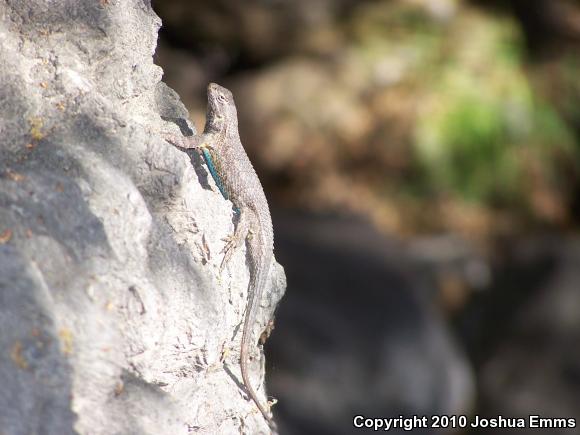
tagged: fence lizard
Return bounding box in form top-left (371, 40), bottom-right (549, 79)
top-left (165, 83), bottom-right (277, 433)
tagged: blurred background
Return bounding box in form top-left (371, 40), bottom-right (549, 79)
top-left (152, 0), bottom-right (580, 433)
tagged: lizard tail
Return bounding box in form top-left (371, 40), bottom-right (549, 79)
top-left (240, 245), bottom-right (277, 433)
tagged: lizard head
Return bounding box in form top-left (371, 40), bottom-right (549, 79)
top-left (206, 82), bottom-right (237, 133)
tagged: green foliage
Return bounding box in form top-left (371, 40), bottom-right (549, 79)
top-left (420, 96), bottom-right (520, 202)
top-left (413, 13), bottom-right (575, 207)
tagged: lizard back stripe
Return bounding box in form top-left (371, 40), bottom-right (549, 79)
top-left (202, 148), bottom-right (229, 200)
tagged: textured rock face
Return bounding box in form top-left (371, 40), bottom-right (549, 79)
top-left (0, 2), bottom-right (285, 434)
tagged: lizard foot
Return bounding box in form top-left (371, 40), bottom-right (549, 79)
top-left (219, 209), bottom-right (250, 273)
top-left (219, 232), bottom-right (243, 273)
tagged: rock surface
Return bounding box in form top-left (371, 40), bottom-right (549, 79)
top-left (0, 2), bottom-right (285, 434)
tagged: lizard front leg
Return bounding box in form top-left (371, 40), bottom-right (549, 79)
top-left (165, 132), bottom-right (212, 150)
top-left (166, 133), bottom-right (231, 200)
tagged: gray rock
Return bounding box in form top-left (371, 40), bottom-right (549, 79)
top-left (0, 2), bottom-right (285, 434)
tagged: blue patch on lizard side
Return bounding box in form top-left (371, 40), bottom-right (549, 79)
top-left (202, 148), bottom-right (229, 200)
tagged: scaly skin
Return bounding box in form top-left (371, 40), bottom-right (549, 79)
top-left (166, 83), bottom-right (276, 433)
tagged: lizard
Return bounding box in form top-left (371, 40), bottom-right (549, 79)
top-left (165, 83), bottom-right (277, 433)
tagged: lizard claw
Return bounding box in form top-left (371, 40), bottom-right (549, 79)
top-left (220, 234), bottom-right (233, 246)
top-left (219, 236), bottom-right (237, 273)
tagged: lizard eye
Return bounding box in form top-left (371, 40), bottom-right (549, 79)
top-left (218, 94), bottom-right (227, 103)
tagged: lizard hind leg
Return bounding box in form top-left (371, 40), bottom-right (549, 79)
top-left (220, 208), bottom-right (251, 273)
